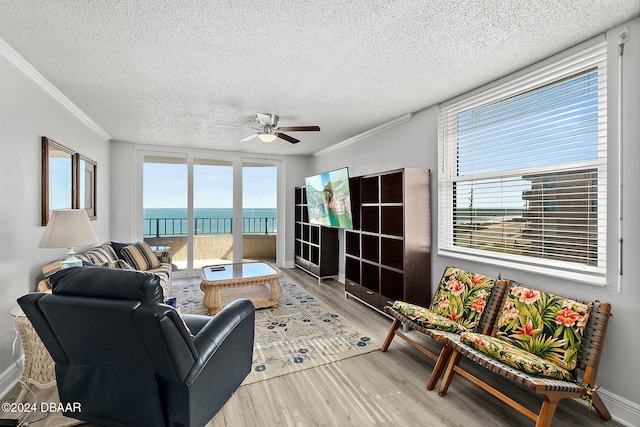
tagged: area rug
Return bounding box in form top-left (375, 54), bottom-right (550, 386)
top-left (173, 275), bottom-right (379, 385)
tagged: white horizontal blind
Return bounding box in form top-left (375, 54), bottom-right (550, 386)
top-left (438, 41), bottom-right (607, 282)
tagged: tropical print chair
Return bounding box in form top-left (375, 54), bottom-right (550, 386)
top-left (392, 266), bottom-right (496, 333)
top-left (437, 282), bottom-right (612, 427)
top-left (381, 266), bottom-right (505, 390)
top-left (458, 283), bottom-right (592, 380)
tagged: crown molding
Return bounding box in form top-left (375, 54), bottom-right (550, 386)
top-left (0, 37), bottom-right (111, 140)
top-left (314, 113), bottom-right (412, 156)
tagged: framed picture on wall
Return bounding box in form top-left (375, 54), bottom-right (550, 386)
top-left (41, 137), bottom-right (75, 225)
top-left (41, 137), bottom-right (98, 225)
top-left (76, 154), bottom-right (97, 220)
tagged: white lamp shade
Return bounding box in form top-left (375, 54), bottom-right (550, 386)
top-left (39, 209), bottom-right (99, 249)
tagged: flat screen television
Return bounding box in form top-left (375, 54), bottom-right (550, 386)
top-left (305, 167), bottom-right (353, 229)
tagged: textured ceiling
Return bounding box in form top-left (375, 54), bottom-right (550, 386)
top-left (1, 1), bottom-right (639, 156)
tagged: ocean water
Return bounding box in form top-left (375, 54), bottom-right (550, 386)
top-left (144, 208), bottom-right (276, 219)
top-left (144, 208), bottom-right (277, 236)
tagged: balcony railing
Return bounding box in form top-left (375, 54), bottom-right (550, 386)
top-left (143, 217), bottom-right (276, 238)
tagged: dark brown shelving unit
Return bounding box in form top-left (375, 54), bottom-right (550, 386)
top-left (294, 186), bottom-right (339, 281)
top-left (344, 168), bottom-right (431, 314)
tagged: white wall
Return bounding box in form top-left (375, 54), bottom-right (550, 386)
top-left (280, 155), bottom-right (311, 267)
top-left (0, 52), bottom-right (110, 394)
top-left (309, 18), bottom-right (640, 426)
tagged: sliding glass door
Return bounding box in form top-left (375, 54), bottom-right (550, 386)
top-left (242, 161), bottom-right (277, 262)
top-left (193, 159), bottom-right (234, 269)
top-left (143, 155), bottom-right (188, 273)
top-left (142, 154), bottom-right (278, 276)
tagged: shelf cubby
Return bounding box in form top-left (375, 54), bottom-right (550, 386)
top-left (345, 256), bottom-right (360, 284)
top-left (361, 234), bottom-right (379, 263)
top-left (361, 206), bottom-right (379, 233)
top-left (360, 176), bottom-right (379, 203)
top-left (381, 206), bottom-right (404, 236)
top-left (345, 231), bottom-right (360, 257)
top-left (381, 237), bottom-right (403, 270)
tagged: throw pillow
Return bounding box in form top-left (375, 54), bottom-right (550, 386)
top-left (101, 259), bottom-right (134, 269)
top-left (86, 244), bottom-right (119, 265)
top-left (120, 242), bottom-right (162, 271)
top-left (495, 284), bottom-right (592, 372)
top-left (109, 241), bottom-right (134, 260)
top-left (429, 266), bottom-right (495, 331)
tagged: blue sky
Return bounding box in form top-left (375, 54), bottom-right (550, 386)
top-left (143, 162), bottom-right (276, 209)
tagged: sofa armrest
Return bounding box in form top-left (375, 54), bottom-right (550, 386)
top-left (186, 299), bottom-right (255, 385)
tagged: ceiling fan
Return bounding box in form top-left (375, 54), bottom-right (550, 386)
top-left (240, 113), bottom-right (320, 144)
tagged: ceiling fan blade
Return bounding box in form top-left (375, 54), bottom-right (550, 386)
top-left (277, 126), bottom-right (321, 132)
top-left (277, 133), bottom-right (300, 144)
top-left (241, 133), bottom-right (259, 142)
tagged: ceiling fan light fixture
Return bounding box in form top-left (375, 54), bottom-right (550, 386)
top-left (258, 133), bottom-right (277, 143)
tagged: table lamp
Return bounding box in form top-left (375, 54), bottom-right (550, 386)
top-left (39, 209), bottom-right (99, 268)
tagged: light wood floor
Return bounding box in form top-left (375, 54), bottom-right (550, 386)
top-left (207, 267), bottom-right (621, 427)
top-left (3, 268), bottom-right (621, 427)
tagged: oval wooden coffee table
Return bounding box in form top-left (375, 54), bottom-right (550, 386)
top-left (200, 261), bottom-right (283, 315)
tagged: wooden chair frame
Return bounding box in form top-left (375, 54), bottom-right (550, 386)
top-left (381, 279), bottom-right (508, 390)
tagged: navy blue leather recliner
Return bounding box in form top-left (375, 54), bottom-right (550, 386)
top-left (18, 266), bottom-right (255, 427)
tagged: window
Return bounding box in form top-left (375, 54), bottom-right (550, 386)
top-left (438, 41), bottom-right (607, 284)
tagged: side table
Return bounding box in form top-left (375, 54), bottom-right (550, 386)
top-left (11, 307), bottom-right (56, 403)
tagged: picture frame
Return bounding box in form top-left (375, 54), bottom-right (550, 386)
top-left (41, 137), bottom-right (75, 226)
top-left (41, 137), bottom-right (98, 225)
top-left (76, 154), bottom-right (97, 220)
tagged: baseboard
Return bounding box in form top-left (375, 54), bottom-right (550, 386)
top-left (0, 356), bottom-right (23, 400)
top-left (570, 384), bottom-right (639, 426)
top-left (600, 387), bottom-right (640, 427)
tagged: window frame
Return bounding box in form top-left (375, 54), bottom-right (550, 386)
top-left (437, 38), bottom-right (608, 286)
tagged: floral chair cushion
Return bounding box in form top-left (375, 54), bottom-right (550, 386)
top-left (429, 266), bottom-right (495, 331)
top-left (495, 284), bottom-right (592, 372)
top-left (392, 301), bottom-right (468, 333)
top-left (459, 331), bottom-right (575, 381)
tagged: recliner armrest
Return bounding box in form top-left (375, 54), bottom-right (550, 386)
top-left (182, 314), bottom-right (212, 336)
top-left (186, 298), bottom-right (255, 383)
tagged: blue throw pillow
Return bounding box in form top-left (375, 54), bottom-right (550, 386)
top-left (110, 241), bottom-right (134, 260)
